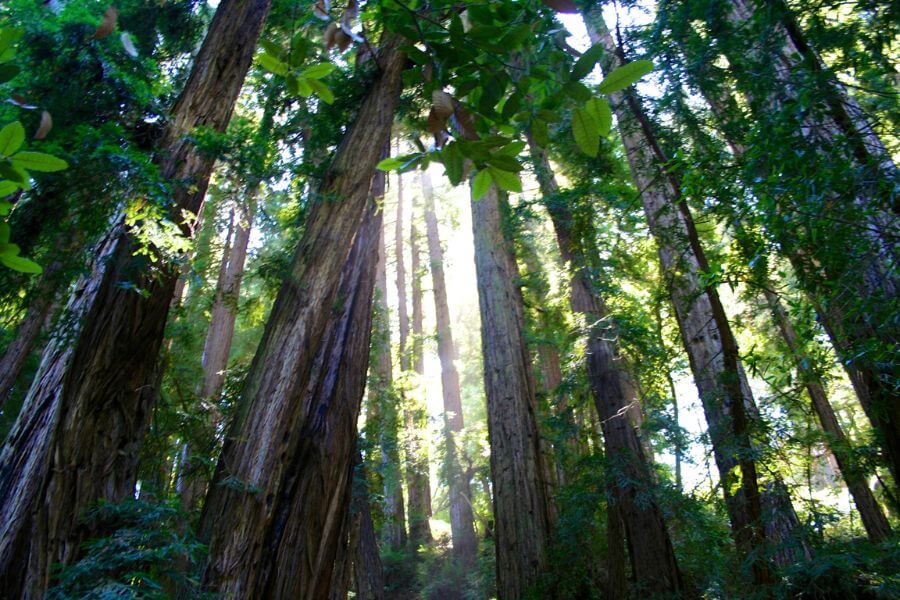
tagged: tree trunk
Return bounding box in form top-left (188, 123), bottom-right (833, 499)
top-left (693, 0), bottom-right (900, 490)
top-left (470, 180), bottom-right (556, 599)
top-left (762, 289), bottom-right (892, 542)
top-left (180, 186), bottom-right (257, 511)
top-left (0, 2), bottom-right (271, 595)
top-left (198, 35), bottom-right (405, 597)
top-left (352, 453), bottom-right (386, 600)
top-left (422, 170), bottom-right (478, 562)
top-left (401, 174), bottom-right (432, 546)
top-left (583, 8), bottom-right (779, 586)
top-left (373, 214), bottom-right (407, 550)
top-left (529, 138), bottom-right (685, 594)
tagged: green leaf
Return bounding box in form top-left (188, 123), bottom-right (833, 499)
top-left (572, 107), bottom-right (599, 157)
top-left (0, 222), bottom-right (9, 244)
top-left (376, 157), bottom-right (404, 171)
top-left (497, 141), bottom-right (526, 157)
top-left (306, 78), bottom-right (334, 104)
top-left (585, 97), bottom-right (612, 137)
top-left (488, 154), bottom-right (523, 172)
top-left (472, 169), bottom-right (493, 200)
top-left (12, 152), bottom-right (68, 172)
top-left (0, 180), bottom-right (17, 196)
top-left (0, 122), bottom-right (25, 157)
top-left (0, 64), bottom-right (19, 84)
top-left (295, 78), bottom-right (313, 97)
top-left (301, 63), bottom-right (336, 79)
top-left (0, 242), bottom-right (18, 256)
top-left (257, 53), bottom-right (288, 76)
top-left (537, 109), bottom-right (560, 123)
top-left (1, 254), bottom-right (41, 274)
top-left (531, 119), bottom-right (550, 147)
top-left (441, 143), bottom-right (464, 186)
top-left (0, 201), bottom-right (10, 216)
top-left (570, 43), bottom-right (605, 81)
top-left (487, 166), bottom-right (522, 193)
top-left (0, 162), bottom-right (25, 184)
top-left (598, 60), bottom-right (654, 94)
top-left (259, 40), bottom-right (283, 60)
top-left (563, 81), bottom-right (592, 102)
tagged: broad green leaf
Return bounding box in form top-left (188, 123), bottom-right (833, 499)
top-left (259, 40), bottom-right (283, 59)
top-left (0, 122), bottom-right (25, 157)
top-left (563, 81), bottom-right (592, 102)
top-left (598, 60), bottom-right (654, 94)
top-left (0, 28), bottom-right (24, 63)
top-left (488, 154), bottom-right (523, 172)
top-left (257, 53), bottom-right (288, 76)
top-left (487, 167), bottom-right (522, 193)
top-left (306, 79), bottom-right (334, 104)
top-left (0, 201), bottom-right (10, 216)
top-left (585, 97), bottom-right (612, 136)
top-left (0, 242), bottom-right (18, 256)
top-left (0, 222), bottom-right (9, 244)
top-left (1, 254), bottom-right (41, 273)
top-left (0, 180), bottom-right (17, 196)
top-left (376, 157), bottom-right (404, 171)
top-left (497, 141), bottom-right (526, 157)
top-left (570, 44), bottom-right (605, 81)
top-left (572, 107), bottom-right (599, 157)
top-left (286, 74), bottom-right (300, 95)
top-left (0, 162), bottom-right (25, 184)
top-left (531, 119), bottom-right (550, 147)
top-left (296, 78), bottom-right (313, 97)
top-left (301, 63), bottom-right (336, 79)
top-left (12, 152), bottom-right (68, 172)
top-left (472, 169), bottom-right (493, 200)
top-left (441, 143), bottom-right (464, 186)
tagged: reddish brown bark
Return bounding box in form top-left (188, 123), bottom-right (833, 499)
top-left (197, 36), bottom-right (406, 596)
top-left (529, 139), bottom-right (685, 594)
top-left (470, 180), bottom-right (556, 598)
top-left (0, 2), bottom-right (271, 595)
top-left (422, 170), bottom-right (478, 562)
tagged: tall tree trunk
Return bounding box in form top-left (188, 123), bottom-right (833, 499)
top-left (403, 176), bottom-right (432, 546)
top-left (422, 170), bottom-right (478, 562)
top-left (688, 0), bottom-right (900, 488)
top-left (470, 180), bottom-right (556, 599)
top-left (351, 452), bottom-right (386, 600)
top-left (762, 288), bottom-right (892, 542)
top-left (373, 213), bottom-right (407, 550)
top-left (180, 188), bottom-right (256, 511)
top-left (583, 8), bottom-right (779, 585)
top-left (198, 36), bottom-right (406, 597)
top-left (0, 2), bottom-right (271, 595)
top-left (528, 138), bottom-right (685, 594)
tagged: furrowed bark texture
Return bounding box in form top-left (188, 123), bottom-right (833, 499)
top-left (470, 182), bottom-right (556, 599)
top-left (351, 453), bottom-right (386, 600)
top-left (529, 139), bottom-right (685, 594)
top-left (0, 2), bottom-right (270, 596)
top-left (198, 36), bottom-right (405, 597)
top-left (399, 174), bottom-right (432, 546)
top-left (422, 170), bottom-right (477, 561)
top-left (691, 0), bottom-right (900, 487)
top-left (583, 8), bottom-right (777, 585)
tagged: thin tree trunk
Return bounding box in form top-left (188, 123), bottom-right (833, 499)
top-left (762, 289), bottom-right (892, 542)
top-left (198, 35), bottom-right (405, 597)
top-left (422, 170), bottom-right (478, 562)
top-left (403, 176), bottom-right (432, 546)
top-left (0, 2), bottom-right (271, 595)
top-left (374, 213), bottom-right (407, 550)
top-left (470, 180), bottom-right (556, 598)
top-left (529, 138), bottom-right (685, 594)
top-left (180, 187), bottom-right (257, 511)
top-left (352, 453), bottom-right (385, 600)
top-left (583, 8), bottom-right (780, 586)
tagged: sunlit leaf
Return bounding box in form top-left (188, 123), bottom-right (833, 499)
top-left (487, 166), bottom-right (522, 193)
top-left (572, 107), bottom-right (599, 157)
top-left (306, 78), bottom-right (334, 104)
top-left (301, 63), bottom-right (336, 79)
top-left (472, 168), bottom-right (492, 200)
top-left (598, 60), bottom-right (654, 94)
top-left (11, 151), bottom-right (68, 172)
top-left (585, 97), bottom-right (612, 137)
top-left (571, 44), bottom-right (605, 81)
top-left (0, 121), bottom-right (25, 156)
top-left (0, 254), bottom-right (41, 273)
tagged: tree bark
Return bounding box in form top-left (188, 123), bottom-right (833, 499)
top-left (528, 138), bottom-right (685, 594)
top-left (422, 170), bottom-right (478, 562)
top-left (0, 2), bottom-right (271, 596)
top-left (197, 35), bottom-right (405, 597)
top-left (470, 180), bottom-right (556, 599)
top-left (583, 8), bottom-right (780, 586)
top-left (352, 453), bottom-right (386, 600)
